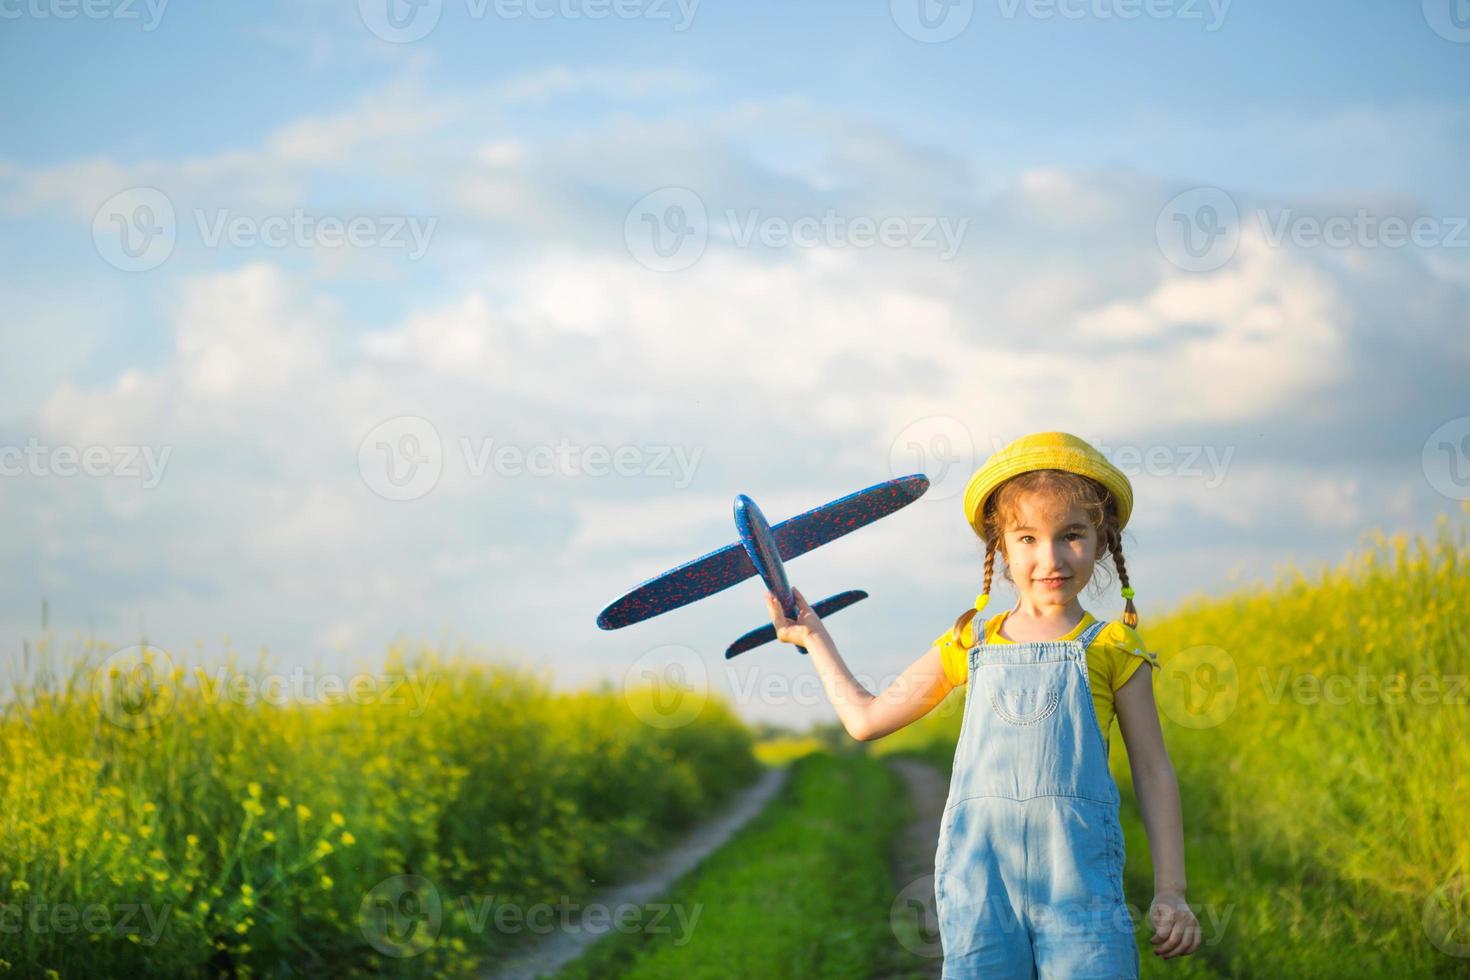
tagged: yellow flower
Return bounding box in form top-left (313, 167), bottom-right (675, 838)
top-left (314, 839), bottom-right (334, 857)
top-left (340, 832), bottom-right (357, 847)
top-left (235, 921), bottom-right (249, 935)
top-left (277, 795), bottom-right (291, 809)
top-left (187, 834), bottom-right (200, 848)
top-left (247, 782), bottom-right (262, 799)
top-left (330, 812), bottom-right (345, 827)
top-left (319, 875), bottom-right (334, 890)
top-left (142, 802), bottom-right (157, 814)
top-left (263, 830), bottom-right (277, 843)
top-left (138, 825), bottom-right (154, 839)
top-left (295, 804), bottom-right (311, 820)
top-left (11, 881), bottom-right (29, 894)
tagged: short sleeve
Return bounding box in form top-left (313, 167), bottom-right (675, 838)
top-left (933, 619), bottom-right (977, 687)
top-left (1095, 621), bottom-right (1160, 691)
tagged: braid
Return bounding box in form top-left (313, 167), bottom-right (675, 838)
top-left (951, 543), bottom-right (997, 647)
top-left (1111, 532), bottom-right (1139, 628)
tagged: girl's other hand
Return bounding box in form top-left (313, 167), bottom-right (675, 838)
top-left (766, 588), bottom-right (827, 647)
top-left (1148, 892), bottom-right (1201, 959)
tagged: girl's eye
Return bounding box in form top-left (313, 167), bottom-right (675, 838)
top-left (1018, 532), bottom-right (1083, 543)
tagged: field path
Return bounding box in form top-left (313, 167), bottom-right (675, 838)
top-left (878, 756), bottom-right (949, 979)
top-left (481, 763), bottom-right (789, 980)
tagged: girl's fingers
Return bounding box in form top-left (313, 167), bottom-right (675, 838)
top-left (1157, 918), bottom-right (1189, 957)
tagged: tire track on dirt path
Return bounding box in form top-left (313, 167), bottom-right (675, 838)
top-left (480, 764), bottom-right (790, 980)
top-left (878, 756), bottom-right (948, 979)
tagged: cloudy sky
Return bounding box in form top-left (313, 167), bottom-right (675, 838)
top-left (2, 1), bottom-right (1468, 726)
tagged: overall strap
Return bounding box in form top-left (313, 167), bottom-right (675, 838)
top-left (1077, 618), bottom-right (1110, 649)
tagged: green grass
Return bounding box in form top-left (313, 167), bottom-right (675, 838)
top-left (552, 749), bottom-right (914, 980)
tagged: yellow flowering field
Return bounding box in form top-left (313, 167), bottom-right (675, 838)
top-left (0, 644), bottom-right (758, 978)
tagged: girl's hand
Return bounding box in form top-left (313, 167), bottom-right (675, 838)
top-left (1148, 892), bottom-right (1201, 959)
top-left (765, 588), bottom-right (827, 647)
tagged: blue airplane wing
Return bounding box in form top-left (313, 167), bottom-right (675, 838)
top-left (595, 473), bottom-right (930, 631)
top-left (595, 539), bottom-right (757, 630)
top-left (769, 473), bottom-right (929, 561)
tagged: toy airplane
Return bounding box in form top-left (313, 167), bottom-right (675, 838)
top-left (596, 474), bottom-right (929, 658)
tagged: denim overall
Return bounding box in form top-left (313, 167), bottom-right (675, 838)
top-left (934, 617), bottom-right (1139, 979)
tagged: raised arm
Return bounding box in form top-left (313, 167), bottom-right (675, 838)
top-left (765, 589), bottom-right (957, 742)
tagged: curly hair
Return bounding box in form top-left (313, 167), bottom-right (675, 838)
top-left (949, 468), bottom-right (1137, 648)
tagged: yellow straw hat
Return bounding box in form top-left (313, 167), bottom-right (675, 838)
top-left (962, 431), bottom-right (1137, 624)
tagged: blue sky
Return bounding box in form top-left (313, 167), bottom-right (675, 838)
top-left (2, 0), bottom-right (1468, 727)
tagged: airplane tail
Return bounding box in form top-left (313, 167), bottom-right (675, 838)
top-left (724, 589), bottom-right (868, 658)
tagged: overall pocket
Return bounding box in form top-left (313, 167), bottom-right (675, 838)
top-left (989, 685), bottom-right (1061, 725)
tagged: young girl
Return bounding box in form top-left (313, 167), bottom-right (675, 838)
top-left (765, 431), bottom-right (1202, 977)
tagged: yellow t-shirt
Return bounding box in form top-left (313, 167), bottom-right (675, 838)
top-left (933, 610), bottom-right (1160, 741)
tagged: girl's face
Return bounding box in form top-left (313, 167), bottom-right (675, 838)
top-left (1001, 494), bottom-right (1098, 609)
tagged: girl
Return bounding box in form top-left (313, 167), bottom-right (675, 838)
top-left (765, 431), bottom-right (1202, 977)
